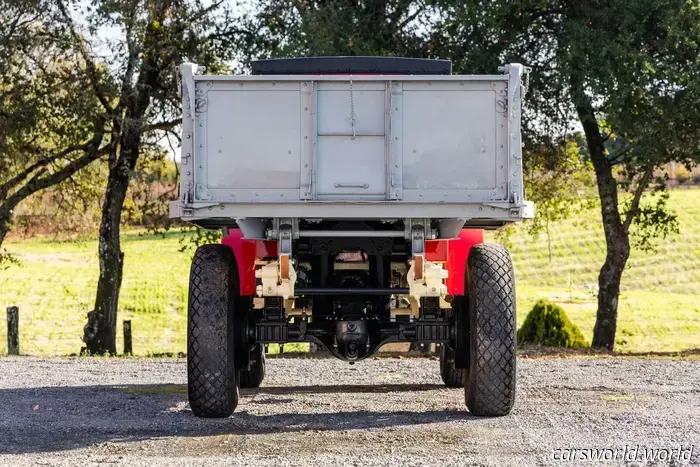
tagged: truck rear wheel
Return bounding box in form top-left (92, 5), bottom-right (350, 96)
top-left (464, 243), bottom-right (516, 416)
top-left (439, 344), bottom-right (464, 387)
top-left (187, 244), bottom-right (239, 418)
top-left (239, 344), bottom-right (265, 388)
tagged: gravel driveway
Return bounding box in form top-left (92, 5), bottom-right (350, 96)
top-left (0, 355), bottom-right (698, 466)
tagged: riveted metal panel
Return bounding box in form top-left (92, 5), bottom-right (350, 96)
top-left (176, 63), bottom-right (530, 224)
top-left (505, 64), bottom-right (526, 204)
top-left (316, 82), bottom-right (385, 136)
top-left (196, 82), bottom-right (302, 202)
top-left (400, 82), bottom-right (508, 203)
top-left (314, 80), bottom-right (388, 198)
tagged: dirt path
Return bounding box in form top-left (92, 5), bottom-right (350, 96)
top-left (0, 356), bottom-right (698, 466)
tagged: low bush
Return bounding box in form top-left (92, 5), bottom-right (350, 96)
top-left (517, 300), bottom-right (588, 348)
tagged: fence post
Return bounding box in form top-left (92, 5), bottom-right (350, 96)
top-left (7, 306), bottom-right (19, 356)
top-left (123, 320), bottom-right (132, 356)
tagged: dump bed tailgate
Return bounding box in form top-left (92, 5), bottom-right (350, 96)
top-left (172, 64), bottom-right (532, 226)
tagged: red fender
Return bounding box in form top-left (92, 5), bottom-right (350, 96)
top-left (426, 229), bottom-right (484, 296)
top-left (221, 229), bottom-right (277, 296)
top-left (224, 227), bottom-right (483, 297)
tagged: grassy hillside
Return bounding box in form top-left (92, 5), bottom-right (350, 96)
top-left (509, 189), bottom-right (700, 352)
top-left (0, 190), bottom-right (698, 355)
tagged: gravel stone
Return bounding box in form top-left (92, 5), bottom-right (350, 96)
top-left (0, 356), bottom-right (698, 466)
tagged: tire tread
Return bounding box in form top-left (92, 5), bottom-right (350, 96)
top-left (439, 344), bottom-right (464, 388)
top-left (465, 243), bottom-right (516, 416)
top-left (188, 244), bottom-right (238, 418)
top-left (239, 344), bottom-right (266, 388)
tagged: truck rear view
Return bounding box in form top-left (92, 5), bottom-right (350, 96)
top-left (170, 56), bottom-right (533, 418)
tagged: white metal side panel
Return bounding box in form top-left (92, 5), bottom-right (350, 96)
top-left (195, 83), bottom-right (303, 201)
top-left (399, 81), bottom-right (508, 203)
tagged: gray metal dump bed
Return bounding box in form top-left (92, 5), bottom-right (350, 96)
top-left (170, 61), bottom-right (533, 230)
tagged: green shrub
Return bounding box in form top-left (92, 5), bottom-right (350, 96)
top-left (517, 300), bottom-right (588, 348)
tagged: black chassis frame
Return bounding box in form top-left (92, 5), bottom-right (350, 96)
top-left (238, 224), bottom-right (458, 363)
top-left (251, 297), bottom-right (454, 362)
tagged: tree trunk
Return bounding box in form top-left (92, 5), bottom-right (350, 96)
top-left (84, 112), bottom-right (149, 354)
top-left (0, 207), bottom-right (11, 250)
top-left (82, 9), bottom-right (165, 353)
top-left (83, 159), bottom-right (132, 354)
top-left (571, 83), bottom-right (630, 350)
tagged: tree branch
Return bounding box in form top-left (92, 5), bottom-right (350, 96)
top-left (2, 118), bottom-right (108, 211)
top-left (396, 1), bottom-right (425, 32)
top-left (55, 0), bottom-right (114, 114)
top-left (143, 119), bottom-right (181, 132)
top-left (190, 0), bottom-right (225, 24)
top-left (607, 143), bottom-right (634, 165)
top-left (623, 163), bottom-right (655, 231)
top-left (0, 139), bottom-right (104, 200)
top-left (109, 2), bottom-right (141, 168)
top-left (0, 160), bottom-right (50, 201)
top-left (164, 128), bottom-right (182, 144)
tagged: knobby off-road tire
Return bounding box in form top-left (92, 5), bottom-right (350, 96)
top-left (439, 344), bottom-right (464, 387)
top-left (239, 343), bottom-right (266, 388)
top-left (188, 244), bottom-right (239, 418)
top-left (464, 243), bottom-right (517, 416)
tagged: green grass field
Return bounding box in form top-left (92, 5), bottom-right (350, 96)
top-left (509, 189), bottom-right (700, 352)
top-left (1, 190), bottom-right (699, 355)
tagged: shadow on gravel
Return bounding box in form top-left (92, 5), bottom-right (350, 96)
top-left (0, 383), bottom-right (473, 455)
top-left (256, 383), bottom-right (445, 394)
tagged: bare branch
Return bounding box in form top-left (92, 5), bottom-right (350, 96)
top-left (190, 0), bottom-right (226, 23)
top-left (396, 1), bottom-right (426, 32)
top-left (164, 131), bottom-right (181, 183)
top-left (165, 128), bottom-right (182, 144)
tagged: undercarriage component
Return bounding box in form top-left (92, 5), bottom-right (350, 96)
top-left (335, 320), bottom-right (371, 361)
top-left (253, 318), bottom-right (451, 362)
top-left (256, 221), bottom-right (297, 299)
top-left (255, 321), bottom-right (290, 342)
top-left (239, 344), bottom-right (265, 388)
top-left (403, 321), bottom-right (450, 341)
top-left (407, 260), bottom-right (448, 301)
top-left (255, 260), bottom-right (297, 299)
top-left (404, 221), bottom-right (449, 302)
top-left (295, 287), bottom-right (408, 295)
top-left (440, 344), bottom-right (464, 388)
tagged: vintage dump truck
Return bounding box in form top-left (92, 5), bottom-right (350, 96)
top-left (171, 56), bottom-right (533, 418)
